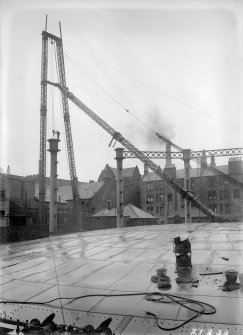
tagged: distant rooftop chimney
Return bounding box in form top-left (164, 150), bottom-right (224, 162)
top-left (201, 150), bottom-right (207, 165)
top-left (229, 157), bottom-right (243, 174)
top-left (165, 143), bottom-right (172, 168)
top-left (144, 163), bottom-right (149, 175)
top-left (165, 143), bottom-right (175, 170)
top-left (106, 200), bottom-right (111, 210)
top-left (210, 155), bottom-right (216, 167)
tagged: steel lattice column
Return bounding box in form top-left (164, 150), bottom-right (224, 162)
top-left (55, 40), bottom-right (80, 227)
top-left (38, 32), bottom-right (48, 229)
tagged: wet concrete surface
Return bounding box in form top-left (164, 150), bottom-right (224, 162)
top-left (0, 222), bottom-right (243, 333)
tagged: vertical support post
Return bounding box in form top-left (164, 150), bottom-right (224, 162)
top-left (182, 149), bottom-right (191, 223)
top-left (48, 132), bottom-right (60, 233)
top-left (115, 148), bottom-right (124, 228)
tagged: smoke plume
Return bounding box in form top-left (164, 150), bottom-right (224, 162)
top-left (145, 106), bottom-right (175, 148)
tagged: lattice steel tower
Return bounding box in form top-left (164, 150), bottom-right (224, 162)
top-left (38, 21), bottom-right (80, 229)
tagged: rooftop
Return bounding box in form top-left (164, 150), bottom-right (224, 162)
top-left (34, 181), bottom-right (104, 202)
top-left (92, 204), bottom-right (157, 219)
top-left (0, 222), bottom-right (242, 334)
top-left (110, 166), bottom-right (139, 178)
top-left (142, 165), bottom-right (229, 182)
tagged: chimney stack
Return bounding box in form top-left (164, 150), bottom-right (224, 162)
top-left (144, 163), bottom-right (149, 175)
top-left (210, 155), bottom-right (216, 167)
top-left (165, 143), bottom-right (172, 168)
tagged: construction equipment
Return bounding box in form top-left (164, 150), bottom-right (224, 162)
top-left (46, 80), bottom-right (220, 221)
top-left (155, 133), bottom-right (243, 190)
top-left (124, 148), bottom-right (243, 159)
top-left (38, 24), bottom-right (80, 229)
top-left (173, 236), bottom-right (192, 269)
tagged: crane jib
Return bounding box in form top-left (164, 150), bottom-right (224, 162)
top-left (46, 81), bottom-right (218, 220)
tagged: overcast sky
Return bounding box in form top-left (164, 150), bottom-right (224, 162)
top-left (1, 0), bottom-right (243, 181)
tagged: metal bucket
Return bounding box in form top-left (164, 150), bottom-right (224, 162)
top-left (225, 270), bottom-right (238, 283)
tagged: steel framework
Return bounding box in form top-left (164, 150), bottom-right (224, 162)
top-left (153, 133), bottom-right (243, 190)
top-left (46, 81), bottom-right (220, 221)
top-left (38, 29), bottom-right (80, 228)
top-left (38, 31), bottom-right (48, 228)
top-left (123, 148), bottom-right (243, 159)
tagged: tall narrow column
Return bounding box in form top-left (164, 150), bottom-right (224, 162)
top-left (182, 149), bottom-right (191, 223)
top-left (115, 148), bottom-right (124, 228)
top-left (48, 132), bottom-right (60, 233)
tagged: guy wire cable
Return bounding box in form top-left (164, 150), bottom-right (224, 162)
top-left (65, 52), bottom-right (158, 137)
top-left (0, 292), bottom-right (216, 331)
top-left (48, 236), bottom-right (66, 326)
top-left (65, 40), bottom-right (240, 132)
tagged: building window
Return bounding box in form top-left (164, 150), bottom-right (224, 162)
top-left (160, 207), bottom-right (164, 215)
top-left (233, 189), bottom-right (240, 199)
top-left (219, 178), bottom-right (229, 185)
top-left (147, 195), bottom-right (153, 203)
top-left (156, 207), bottom-right (160, 215)
top-left (160, 194), bottom-right (164, 202)
top-left (208, 177), bottom-right (216, 187)
top-left (147, 183), bottom-right (153, 191)
top-left (209, 204), bottom-right (217, 212)
top-left (0, 210), bottom-right (5, 218)
top-left (208, 191), bottom-right (217, 200)
top-left (167, 193), bottom-right (173, 202)
top-left (225, 204), bottom-right (230, 214)
top-left (0, 190), bottom-right (5, 199)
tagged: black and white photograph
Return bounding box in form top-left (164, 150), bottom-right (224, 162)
top-left (0, 0), bottom-right (243, 334)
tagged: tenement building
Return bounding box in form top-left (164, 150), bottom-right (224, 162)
top-left (141, 158), bottom-right (243, 223)
top-left (98, 164), bottom-right (141, 208)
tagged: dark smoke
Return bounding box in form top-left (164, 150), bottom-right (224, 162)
top-left (145, 106), bottom-right (175, 148)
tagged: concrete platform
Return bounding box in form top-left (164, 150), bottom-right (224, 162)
top-left (0, 222), bottom-right (243, 334)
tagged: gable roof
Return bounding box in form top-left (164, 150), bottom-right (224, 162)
top-left (34, 181), bottom-right (104, 202)
top-left (92, 204), bottom-right (157, 219)
top-left (142, 165), bottom-right (229, 182)
top-left (110, 167), bottom-right (138, 178)
top-left (0, 172), bottom-right (25, 181)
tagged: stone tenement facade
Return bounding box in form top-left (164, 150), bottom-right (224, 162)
top-left (98, 164), bottom-right (141, 208)
top-left (141, 158), bottom-right (243, 223)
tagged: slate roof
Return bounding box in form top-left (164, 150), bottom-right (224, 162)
top-left (0, 173), bottom-right (25, 181)
top-left (110, 166), bottom-right (138, 178)
top-left (34, 181), bottom-right (104, 202)
top-left (92, 204), bottom-right (157, 219)
top-left (142, 165), bottom-right (229, 182)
